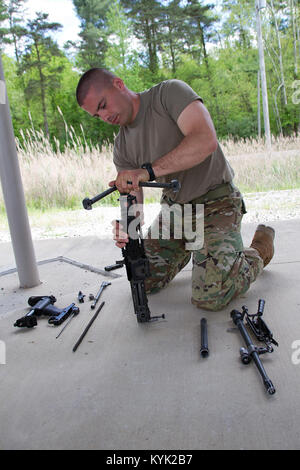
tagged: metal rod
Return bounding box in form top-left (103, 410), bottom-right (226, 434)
top-left (56, 312), bottom-right (77, 339)
top-left (73, 302), bottom-right (105, 352)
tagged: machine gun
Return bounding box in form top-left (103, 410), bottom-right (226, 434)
top-left (83, 180), bottom-right (180, 323)
top-left (230, 299), bottom-right (278, 395)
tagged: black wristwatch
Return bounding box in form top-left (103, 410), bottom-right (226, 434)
top-left (141, 162), bottom-right (156, 182)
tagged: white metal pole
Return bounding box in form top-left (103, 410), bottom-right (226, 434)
top-left (255, 0), bottom-right (272, 149)
top-left (257, 70), bottom-right (261, 138)
top-left (0, 54), bottom-right (40, 288)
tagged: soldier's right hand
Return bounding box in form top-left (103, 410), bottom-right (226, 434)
top-left (111, 220), bottom-right (129, 249)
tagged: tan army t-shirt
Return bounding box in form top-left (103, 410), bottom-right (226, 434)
top-left (113, 79), bottom-right (234, 203)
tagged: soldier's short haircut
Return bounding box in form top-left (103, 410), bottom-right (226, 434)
top-left (76, 68), bottom-right (117, 106)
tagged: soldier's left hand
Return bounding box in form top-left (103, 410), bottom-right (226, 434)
top-left (109, 168), bottom-right (149, 193)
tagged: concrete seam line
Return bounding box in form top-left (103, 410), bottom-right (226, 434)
top-left (0, 256), bottom-right (122, 279)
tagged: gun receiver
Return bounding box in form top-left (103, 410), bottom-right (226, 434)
top-left (83, 180), bottom-right (180, 322)
top-left (14, 295), bottom-right (80, 328)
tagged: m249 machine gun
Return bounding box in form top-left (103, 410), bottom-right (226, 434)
top-left (83, 180), bottom-right (180, 323)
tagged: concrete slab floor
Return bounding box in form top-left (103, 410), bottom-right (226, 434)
top-left (0, 219), bottom-right (300, 450)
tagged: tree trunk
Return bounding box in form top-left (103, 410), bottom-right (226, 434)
top-left (269, 0), bottom-right (287, 106)
top-left (290, 0), bottom-right (299, 78)
top-left (34, 40), bottom-right (49, 138)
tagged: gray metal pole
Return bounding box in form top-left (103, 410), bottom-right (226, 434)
top-left (0, 54), bottom-right (40, 288)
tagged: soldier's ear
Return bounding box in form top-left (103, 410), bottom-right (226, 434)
top-left (112, 77), bottom-right (125, 91)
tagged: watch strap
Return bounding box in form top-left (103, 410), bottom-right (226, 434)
top-left (141, 162), bottom-right (156, 182)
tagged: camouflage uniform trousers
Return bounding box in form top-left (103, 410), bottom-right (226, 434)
top-left (143, 187), bottom-right (264, 311)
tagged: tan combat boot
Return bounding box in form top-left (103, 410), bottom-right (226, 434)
top-left (250, 224), bottom-right (275, 267)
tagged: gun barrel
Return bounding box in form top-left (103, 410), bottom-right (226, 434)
top-left (200, 317), bottom-right (209, 358)
top-left (231, 309), bottom-right (276, 395)
top-left (83, 186), bottom-right (117, 210)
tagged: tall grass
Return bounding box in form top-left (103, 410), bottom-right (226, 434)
top-left (224, 135), bottom-right (300, 193)
top-left (12, 123), bottom-right (118, 210)
top-left (221, 133), bottom-right (300, 156)
top-left (0, 125), bottom-right (299, 212)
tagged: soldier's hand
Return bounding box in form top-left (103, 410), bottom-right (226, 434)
top-left (111, 220), bottom-right (129, 249)
top-left (109, 168), bottom-right (149, 193)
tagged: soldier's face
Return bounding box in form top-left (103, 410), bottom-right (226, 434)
top-left (81, 78), bottom-right (134, 127)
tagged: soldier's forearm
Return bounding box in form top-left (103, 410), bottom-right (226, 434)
top-left (152, 132), bottom-right (217, 178)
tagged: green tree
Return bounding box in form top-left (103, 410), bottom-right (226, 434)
top-left (0, 0), bottom-right (9, 48)
top-left (159, 0), bottom-right (186, 75)
top-left (121, 0), bottom-right (163, 74)
top-left (6, 0), bottom-right (28, 68)
top-left (21, 12), bottom-right (63, 138)
top-left (1, 53), bottom-right (27, 137)
top-left (105, 0), bottom-right (132, 74)
top-left (181, 1), bottom-right (222, 129)
top-left (104, 0), bottom-right (144, 90)
top-left (183, 0), bottom-right (219, 69)
top-left (263, 0), bottom-right (299, 134)
top-left (73, 0), bottom-right (111, 70)
top-left (221, 0), bottom-right (255, 49)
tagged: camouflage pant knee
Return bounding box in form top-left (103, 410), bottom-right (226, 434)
top-left (143, 189), bottom-right (263, 311)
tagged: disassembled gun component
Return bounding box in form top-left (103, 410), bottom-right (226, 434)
top-left (73, 301), bottom-right (105, 352)
top-left (14, 295), bottom-right (79, 328)
top-left (56, 307), bottom-right (80, 339)
top-left (200, 317), bottom-right (209, 358)
top-left (231, 299), bottom-right (278, 395)
top-left (90, 281), bottom-right (111, 309)
top-left (77, 291), bottom-right (86, 303)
